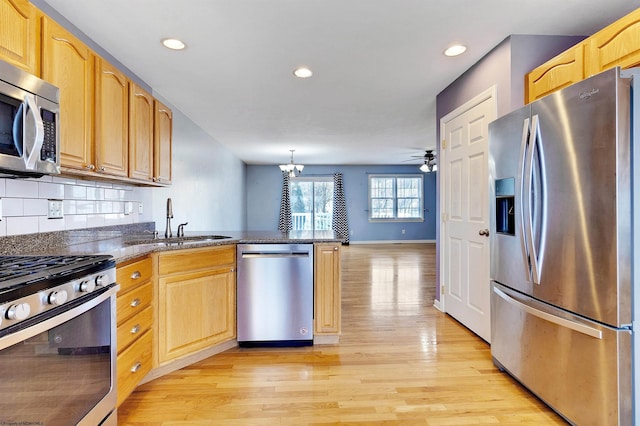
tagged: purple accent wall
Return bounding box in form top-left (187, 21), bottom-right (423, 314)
top-left (433, 35), bottom-right (586, 303)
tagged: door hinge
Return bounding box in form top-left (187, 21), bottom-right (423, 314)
top-left (442, 139), bottom-right (447, 149)
top-left (441, 212), bottom-right (448, 222)
top-left (440, 284), bottom-right (445, 294)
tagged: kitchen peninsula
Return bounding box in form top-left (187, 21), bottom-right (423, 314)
top-left (0, 223), bottom-right (342, 407)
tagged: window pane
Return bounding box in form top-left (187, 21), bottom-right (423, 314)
top-left (291, 179), bottom-right (334, 231)
top-left (314, 181), bottom-right (334, 230)
top-left (369, 174), bottom-right (423, 221)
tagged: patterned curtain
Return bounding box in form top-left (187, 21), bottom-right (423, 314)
top-left (278, 171), bottom-right (292, 232)
top-left (332, 172), bottom-right (349, 244)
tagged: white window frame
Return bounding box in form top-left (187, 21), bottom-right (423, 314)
top-left (368, 174), bottom-right (424, 222)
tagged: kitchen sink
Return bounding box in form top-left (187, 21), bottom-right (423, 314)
top-left (124, 235), bottom-right (232, 246)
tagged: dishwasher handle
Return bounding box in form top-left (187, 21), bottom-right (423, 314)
top-left (241, 251), bottom-right (310, 258)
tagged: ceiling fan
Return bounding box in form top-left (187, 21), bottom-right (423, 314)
top-left (409, 150), bottom-right (437, 173)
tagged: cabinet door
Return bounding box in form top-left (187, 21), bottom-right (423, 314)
top-left (154, 100), bottom-right (172, 184)
top-left (525, 43), bottom-right (585, 104)
top-left (95, 57), bottom-right (128, 177)
top-left (586, 8), bottom-right (640, 77)
top-left (314, 243), bottom-right (341, 334)
top-left (129, 83), bottom-right (154, 181)
top-left (0, 0), bottom-right (37, 74)
top-left (158, 267), bottom-right (236, 363)
top-left (42, 17), bottom-right (94, 171)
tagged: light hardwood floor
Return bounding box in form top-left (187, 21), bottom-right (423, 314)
top-left (118, 243), bottom-right (566, 425)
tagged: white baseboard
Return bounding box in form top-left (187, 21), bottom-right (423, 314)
top-left (349, 239), bottom-right (435, 244)
top-left (433, 299), bottom-right (444, 312)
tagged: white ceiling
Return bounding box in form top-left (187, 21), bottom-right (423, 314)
top-left (41, 0), bottom-right (639, 166)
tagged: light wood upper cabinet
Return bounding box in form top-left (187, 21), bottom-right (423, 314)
top-left (154, 100), bottom-right (172, 184)
top-left (526, 8), bottom-right (640, 103)
top-left (95, 57), bottom-right (129, 177)
top-left (525, 43), bottom-right (585, 104)
top-left (42, 16), bottom-right (94, 171)
top-left (129, 83), bottom-right (154, 182)
top-left (314, 243), bottom-right (341, 335)
top-left (0, 0), bottom-right (38, 75)
top-left (585, 8), bottom-right (640, 77)
top-left (157, 246), bottom-right (236, 364)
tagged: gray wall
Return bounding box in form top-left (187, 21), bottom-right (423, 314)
top-left (434, 34), bottom-right (586, 302)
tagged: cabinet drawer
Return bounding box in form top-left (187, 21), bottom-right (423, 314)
top-left (117, 329), bottom-right (152, 407)
top-left (117, 281), bottom-right (152, 325)
top-left (159, 246), bottom-right (235, 276)
top-left (117, 305), bottom-right (152, 353)
top-left (117, 257), bottom-right (152, 294)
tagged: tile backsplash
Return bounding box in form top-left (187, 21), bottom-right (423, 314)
top-left (0, 175), bottom-right (146, 237)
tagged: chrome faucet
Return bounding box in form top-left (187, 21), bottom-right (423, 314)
top-left (165, 198), bottom-right (173, 238)
top-left (177, 222), bottom-right (188, 238)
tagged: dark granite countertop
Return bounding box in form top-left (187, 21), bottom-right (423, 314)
top-left (0, 224), bottom-right (342, 264)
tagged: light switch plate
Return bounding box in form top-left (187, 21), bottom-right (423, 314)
top-left (48, 199), bottom-right (64, 219)
top-left (124, 201), bottom-right (133, 215)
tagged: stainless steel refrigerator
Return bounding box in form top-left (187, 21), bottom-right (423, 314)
top-left (488, 66), bottom-right (640, 425)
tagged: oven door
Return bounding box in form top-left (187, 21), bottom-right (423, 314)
top-left (0, 286), bottom-right (118, 426)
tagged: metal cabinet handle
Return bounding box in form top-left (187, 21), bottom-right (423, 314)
top-left (85, 164), bottom-right (95, 170)
top-left (130, 298), bottom-right (141, 307)
top-left (130, 324), bottom-right (141, 334)
top-left (131, 271), bottom-right (141, 280)
top-left (334, 247), bottom-right (339, 251)
top-left (479, 229), bottom-right (490, 236)
top-left (130, 362), bottom-right (142, 373)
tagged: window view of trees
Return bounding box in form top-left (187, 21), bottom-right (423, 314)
top-left (369, 175), bottom-right (423, 220)
top-left (291, 178), bottom-right (334, 231)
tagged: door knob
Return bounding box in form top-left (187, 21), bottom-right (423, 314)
top-left (479, 229), bottom-right (490, 236)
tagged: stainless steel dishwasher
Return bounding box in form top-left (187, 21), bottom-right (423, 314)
top-left (237, 243), bottom-right (314, 346)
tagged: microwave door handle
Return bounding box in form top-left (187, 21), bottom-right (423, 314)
top-left (23, 94), bottom-right (44, 170)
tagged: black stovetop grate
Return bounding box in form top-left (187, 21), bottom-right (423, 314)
top-left (0, 255), bottom-right (99, 281)
top-left (0, 255), bottom-right (115, 299)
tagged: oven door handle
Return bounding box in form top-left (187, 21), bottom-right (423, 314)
top-left (0, 285), bottom-right (120, 350)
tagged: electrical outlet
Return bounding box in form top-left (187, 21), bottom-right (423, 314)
top-left (48, 199), bottom-right (64, 219)
top-left (138, 202), bottom-right (143, 215)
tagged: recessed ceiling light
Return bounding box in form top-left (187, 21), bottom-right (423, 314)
top-left (162, 38), bottom-right (186, 50)
top-left (444, 44), bottom-right (467, 57)
top-left (293, 67), bottom-right (313, 78)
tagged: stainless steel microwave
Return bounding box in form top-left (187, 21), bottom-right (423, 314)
top-left (0, 59), bottom-right (59, 177)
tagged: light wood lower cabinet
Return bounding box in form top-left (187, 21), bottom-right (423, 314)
top-left (116, 256), bottom-right (153, 407)
top-left (156, 246), bottom-right (236, 364)
top-left (314, 243), bottom-right (341, 335)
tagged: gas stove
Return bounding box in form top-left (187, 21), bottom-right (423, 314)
top-left (0, 255), bottom-right (116, 335)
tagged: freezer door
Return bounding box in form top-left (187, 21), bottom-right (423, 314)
top-left (491, 282), bottom-right (632, 426)
top-left (489, 105), bottom-right (533, 293)
top-left (529, 67), bottom-right (631, 327)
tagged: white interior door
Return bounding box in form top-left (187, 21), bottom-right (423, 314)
top-left (440, 87), bottom-right (496, 342)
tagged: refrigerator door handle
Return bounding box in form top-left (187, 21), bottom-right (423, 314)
top-left (493, 286), bottom-right (603, 339)
top-left (518, 117), bottom-right (530, 277)
top-left (525, 114), bottom-right (541, 284)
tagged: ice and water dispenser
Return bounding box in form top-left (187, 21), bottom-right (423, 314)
top-left (495, 177), bottom-right (515, 235)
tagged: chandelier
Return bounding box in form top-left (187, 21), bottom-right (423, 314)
top-left (279, 149), bottom-right (304, 177)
